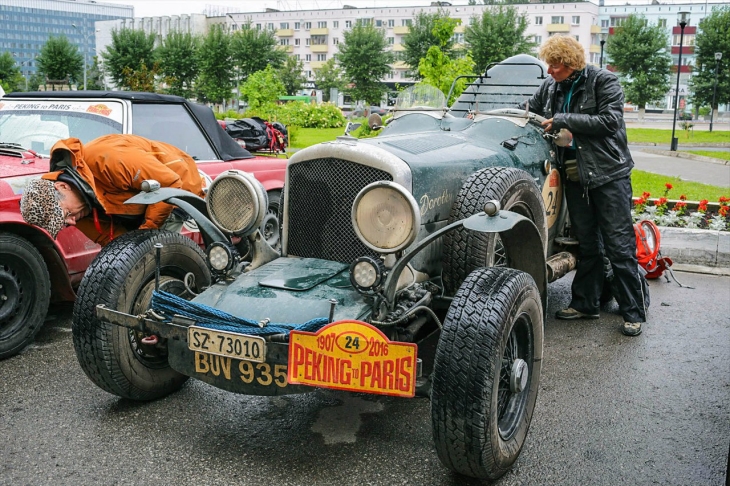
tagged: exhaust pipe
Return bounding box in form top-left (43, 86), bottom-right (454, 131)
top-left (546, 251), bottom-right (577, 282)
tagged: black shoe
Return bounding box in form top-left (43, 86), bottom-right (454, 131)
top-left (555, 307), bottom-right (600, 320)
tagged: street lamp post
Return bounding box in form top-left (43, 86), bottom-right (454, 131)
top-left (670, 11), bottom-right (690, 152)
top-left (599, 33), bottom-right (607, 69)
top-left (19, 60), bottom-right (30, 90)
top-left (710, 52), bottom-right (722, 133)
top-left (227, 14), bottom-right (241, 111)
top-left (71, 23), bottom-right (92, 90)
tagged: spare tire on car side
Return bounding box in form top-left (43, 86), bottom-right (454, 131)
top-left (442, 167), bottom-right (547, 295)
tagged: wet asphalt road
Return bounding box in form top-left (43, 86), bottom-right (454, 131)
top-left (1, 271), bottom-right (728, 486)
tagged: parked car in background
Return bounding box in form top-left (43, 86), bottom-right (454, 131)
top-left (349, 105), bottom-right (389, 118)
top-left (0, 91), bottom-right (286, 359)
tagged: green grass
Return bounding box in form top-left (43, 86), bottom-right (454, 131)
top-left (289, 127), bottom-right (344, 148)
top-left (626, 128), bottom-right (730, 144)
top-left (683, 150), bottom-right (730, 161)
top-left (631, 170), bottom-right (728, 202)
top-left (294, 127), bottom-right (730, 150)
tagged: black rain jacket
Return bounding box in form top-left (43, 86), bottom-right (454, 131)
top-left (524, 65), bottom-right (634, 189)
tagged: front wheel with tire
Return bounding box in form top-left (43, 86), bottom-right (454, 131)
top-left (72, 230), bottom-right (211, 401)
top-left (431, 267), bottom-right (544, 480)
top-left (0, 234), bottom-right (51, 359)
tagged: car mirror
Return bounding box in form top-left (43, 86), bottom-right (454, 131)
top-left (368, 113), bottom-right (383, 130)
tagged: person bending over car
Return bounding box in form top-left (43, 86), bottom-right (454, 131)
top-left (20, 133), bottom-right (204, 247)
top-left (522, 35), bottom-right (647, 337)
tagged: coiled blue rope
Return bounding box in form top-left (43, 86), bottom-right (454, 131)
top-left (151, 290), bottom-right (330, 336)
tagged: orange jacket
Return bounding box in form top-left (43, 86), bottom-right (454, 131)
top-left (44, 134), bottom-right (204, 232)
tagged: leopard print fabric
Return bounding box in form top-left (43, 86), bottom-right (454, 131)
top-left (20, 179), bottom-right (66, 239)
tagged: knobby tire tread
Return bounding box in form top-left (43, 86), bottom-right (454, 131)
top-left (72, 230), bottom-right (208, 400)
top-left (442, 167), bottom-right (546, 295)
top-left (432, 267), bottom-right (543, 480)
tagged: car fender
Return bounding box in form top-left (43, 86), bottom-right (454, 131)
top-left (383, 207), bottom-right (547, 316)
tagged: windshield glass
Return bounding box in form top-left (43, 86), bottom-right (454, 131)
top-left (0, 100), bottom-right (124, 156)
top-left (392, 84), bottom-right (447, 116)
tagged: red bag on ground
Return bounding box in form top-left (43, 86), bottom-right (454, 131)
top-left (634, 219), bottom-right (673, 279)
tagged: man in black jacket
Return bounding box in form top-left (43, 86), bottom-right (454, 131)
top-left (523, 35), bottom-right (647, 336)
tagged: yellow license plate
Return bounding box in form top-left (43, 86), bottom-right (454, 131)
top-left (288, 320), bottom-right (417, 398)
top-left (188, 326), bottom-right (266, 363)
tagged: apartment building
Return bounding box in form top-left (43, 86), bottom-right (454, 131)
top-left (601, 1), bottom-right (723, 110)
top-left (217, 2), bottom-right (600, 91)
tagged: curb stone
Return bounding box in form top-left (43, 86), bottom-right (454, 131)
top-left (638, 148), bottom-right (729, 166)
top-left (659, 226), bottom-right (730, 275)
top-left (629, 142), bottom-right (730, 149)
top-left (670, 263), bottom-right (730, 277)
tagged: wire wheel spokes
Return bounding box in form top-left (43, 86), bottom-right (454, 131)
top-left (497, 314), bottom-right (533, 441)
top-left (493, 235), bottom-right (509, 267)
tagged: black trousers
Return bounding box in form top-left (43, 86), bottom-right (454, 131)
top-left (564, 176), bottom-right (647, 323)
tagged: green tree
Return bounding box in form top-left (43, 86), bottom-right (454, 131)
top-left (100, 28), bottom-right (156, 90)
top-left (464, 6), bottom-right (535, 74)
top-left (35, 36), bottom-right (83, 85)
top-left (231, 22), bottom-right (287, 83)
top-left (195, 24), bottom-right (235, 106)
top-left (314, 58), bottom-right (346, 102)
top-left (121, 63), bottom-right (158, 92)
top-left (85, 56), bottom-right (106, 90)
top-left (606, 15), bottom-right (671, 119)
top-left (418, 17), bottom-right (475, 104)
top-left (402, 10), bottom-right (455, 80)
top-left (337, 23), bottom-right (394, 105)
top-left (278, 55), bottom-right (306, 96)
top-left (156, 31), bottom-right (200, 97)
top-left (689, 6), bottom-right (730, 121)
top-left (0, 53), bottom-right (26, 92)
top-left (241, 65), bottom-right (285, 109)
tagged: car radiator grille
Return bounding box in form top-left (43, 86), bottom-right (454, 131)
top-left (287, 157), bottom-right (393, 263)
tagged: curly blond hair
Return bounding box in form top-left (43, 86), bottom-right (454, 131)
top-left (539, 35), bottom-right (587, 71)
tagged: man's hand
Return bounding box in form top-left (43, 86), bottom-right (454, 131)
top-left (541, 118), bottom-right (554, 132)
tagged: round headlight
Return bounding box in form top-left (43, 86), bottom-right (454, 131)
top-left (352, 181), bottom-right (420, 253)
top-left (350, 256), bottom-right (385, 292)
top-left (206, 242), bottom-right (233, 272)
top-left (206, 170), bottom-right (268, 236)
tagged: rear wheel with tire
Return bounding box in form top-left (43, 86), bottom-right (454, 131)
top-left (0, 234), bottom-right (51, 359)
top-left (72, 230), bottom-right (211, 401)
top-left (442, 167), bottom-right (546, 295)
top-left (432, 267), bottom-right (543, 480)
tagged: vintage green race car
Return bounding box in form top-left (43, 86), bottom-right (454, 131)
top-left (73, 54), bottom-right (578, 480)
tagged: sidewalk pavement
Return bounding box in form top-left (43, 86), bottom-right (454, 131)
top-left (629, 146), bottom-right (730, 187)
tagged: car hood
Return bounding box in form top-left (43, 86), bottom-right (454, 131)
top-left (0, 150), bottom-right (50, 194)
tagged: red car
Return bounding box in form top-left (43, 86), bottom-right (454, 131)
top-left (0, 91), bottom-right (286, 359)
